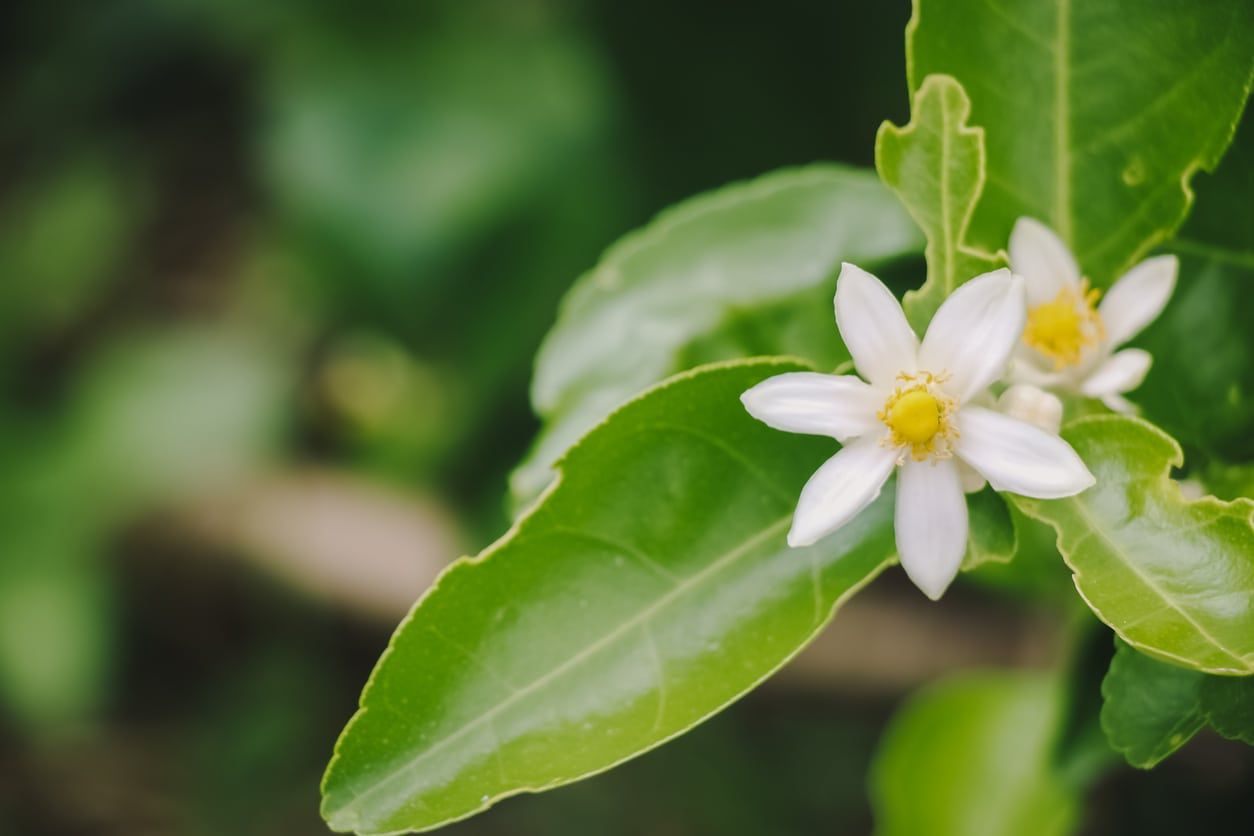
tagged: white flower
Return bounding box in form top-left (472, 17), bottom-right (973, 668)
top-left (1008, 217), bottom-right (1176, 413)
top-left (741, 264), bottom-right (1094, 600)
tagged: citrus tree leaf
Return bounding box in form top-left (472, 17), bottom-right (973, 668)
top-left (1135, 110), bottom-right (1254, 459)
top-left (907, 0), bottom-right (1254, 285)
top-left (1101, 639), bottom-right (1254, 769)
top-left (321, 359), bottom-right (896, 834)
top-left (875, 74), bottom-right (1003, 329)
top-left (511, 165), bottom-right (924, 505)
top-left (1014, 416), bottom-right (1254, 675)
top-left (871, 672), bottom-right (1078, 836)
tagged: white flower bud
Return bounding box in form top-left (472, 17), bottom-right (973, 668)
top-left (997, 384), bottom-right (1063, 435)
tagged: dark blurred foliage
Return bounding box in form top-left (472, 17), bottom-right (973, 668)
top-left (0, 1), bottom-right (1250, 834)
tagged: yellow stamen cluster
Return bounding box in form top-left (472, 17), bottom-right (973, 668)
top-left (1022, 280), bottom-right (1104, 369)
top-left (878, 371), bottom-right (958, 462)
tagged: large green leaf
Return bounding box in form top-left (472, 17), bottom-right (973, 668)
top-left (875, 74), bottom-right (1003, 329)
top-left (512, 165), bottom-right (924, 505)
top-left (1135, 109), bottom-right (1254, 459)
top-left (908, 0), bottom-right (1254, 285)
top-left (322, 359), bottom-right (895, 834)
top-left (1014, 416), bottom-right (1254, 675)
top-left (870, 672), bottom-right (1078, 836)
top-left (1101, 639), bottom-right (1254, 768)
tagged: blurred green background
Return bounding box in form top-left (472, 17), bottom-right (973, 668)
top-left (1, 1), bottom-right (1251, 834)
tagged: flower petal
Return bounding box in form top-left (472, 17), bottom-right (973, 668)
top-left (1080, 349), bottom-right (1152, 398)
top-left (834, 263), bottom-right (918, 387)
top-left (741, 372), bottom-right (883, 440)
top-left (955, 406), bottom-right (1095, 499)
top-left (1101, 393), bottom-right (1137, 414)
top-left (1099, 255), bottom-right (1177, 346)
top-left (1009, 217), bottom-right (1081, 304)
top-left (918, 269), bottom-right (1026, 403)
top-left (895, 458), bottom-right (967, 600)
top-left (788, 437), bottom-right (897, 547)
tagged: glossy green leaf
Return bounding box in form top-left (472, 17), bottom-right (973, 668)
top-left (512, 165), bottom-right (924, 505)
top-left (1101, 640), bottom-right (1254, 769)
top-left (1135, 110), bottom-right (1254, 458)
top-left (963, 488), bottom-right (1017, 569)
top-left (871, 672), bottom-right (1078, 836)
top-left (1014, 416), bottom-right (1254, 675)
top-left (322, 359), bottom-right (895, 834)
top-left (875, 74), bottom-right (1003, 329)
top-left (908, 0), bottom-right (1254, 284)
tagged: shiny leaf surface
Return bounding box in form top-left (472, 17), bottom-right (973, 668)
top-left (1015, 416), bottom-right (1254, 675)
top-left (871, 672), bottom-right (1078, 836)
top-left (908, 0), bottom-right (1254, 284)
top-left (512, 165), bottom-right (924, 505)
top-left (322, 359), bottom-right (895, 834)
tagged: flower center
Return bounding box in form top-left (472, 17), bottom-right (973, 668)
top-left (878, 372), bottom-right (957, 461)
top-left (1022, 280), bottom-right (1104, 369)
top-left (887, 390), bottom-right (940, 444)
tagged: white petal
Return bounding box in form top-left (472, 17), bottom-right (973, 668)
top-left (1101, 392), bottom-right (1138, 414)
top-left (1080, 349), bottom-right (1152, 398)
top-left (1009, 217), bottom-right (1081, 304)
top-left (741, 373), bottom-right (882, 440)
top-left (955, 406), bottom-right (1095, 499)
top-left (895, 458), bottom-right (968, 600)
top-left (1005, 354), bottom-right (1071, 390)
top-left (788, 438), bottom-right (897, 547)
top-left (834, 263), bottom-right (918, 387)
top-left (958, 461), bottom-right (987, 494)
top-left (997, 383), bottom-right (1063, 434)
top-left (1099, 255), bottom-right (1177, 346)
top-left (918, 269), bottom-right (1026, 403)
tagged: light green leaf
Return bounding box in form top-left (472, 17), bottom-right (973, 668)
top-left (1101, 640), bottom-right (1254, 769)
top-left (321, 359), bottom-right (895, 834)
top-left (1014, 416), bottom-right (1254, 675)
top-left (908, 0), bottom-right (1254, 285)
top-left (512, 165), bottom-right (924, 505)
top-left (875, 74), bottom-right (1003, 329)
top-left (871, 672), bottom-right (1078, 836)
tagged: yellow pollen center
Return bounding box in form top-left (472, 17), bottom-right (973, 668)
top-left (877, 372), bottom-right (957, 462)
top-left (886, 389), bottom-right (941, 445)
top-left (1023, 281), bottom-right (1104, 369)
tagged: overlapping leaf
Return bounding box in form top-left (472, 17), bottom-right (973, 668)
top-left (512, 165), bottom-right (923, 504)
top-left (322, 359), bottom-right (895, 834)
top-left (1015, 416), bottom-right (1254, 675)
top-left (875, 74), bottom-right (1003, 329)
top-left (908, 0), bottom-right (1254, 285)
top-left (1101, 640), bottom-right (1254, 768)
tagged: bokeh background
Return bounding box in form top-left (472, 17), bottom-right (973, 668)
top-left (1, 1), bottom-right (1251, 834)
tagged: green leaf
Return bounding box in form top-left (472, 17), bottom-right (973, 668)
top-left (1014, 416), bottom-right (1254, 675)
top-left (512, 165), bottom-right (924, 505)
top-left (963, 488), bottom-right (1017, 569)
top-left (1134, 110), bottom-right (1254, 459)
top-left (1133, 252), bottom-right (1254, 460)
top-left (875, 74), bottom-right (1003, 329)
top-left (907, 0), bottom-right (1254, 285)
top-left (322, 359), bottom-right (895, 834)
top-left (1101, 640), bottom-right (1254, 769)
top-left (870, 672), bottom-right (1078, 836)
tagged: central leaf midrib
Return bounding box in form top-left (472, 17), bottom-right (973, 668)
top-left (332, 513), bottom-right (794, 819)
top-left (1065, 494), bottom-right (1250, 671)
